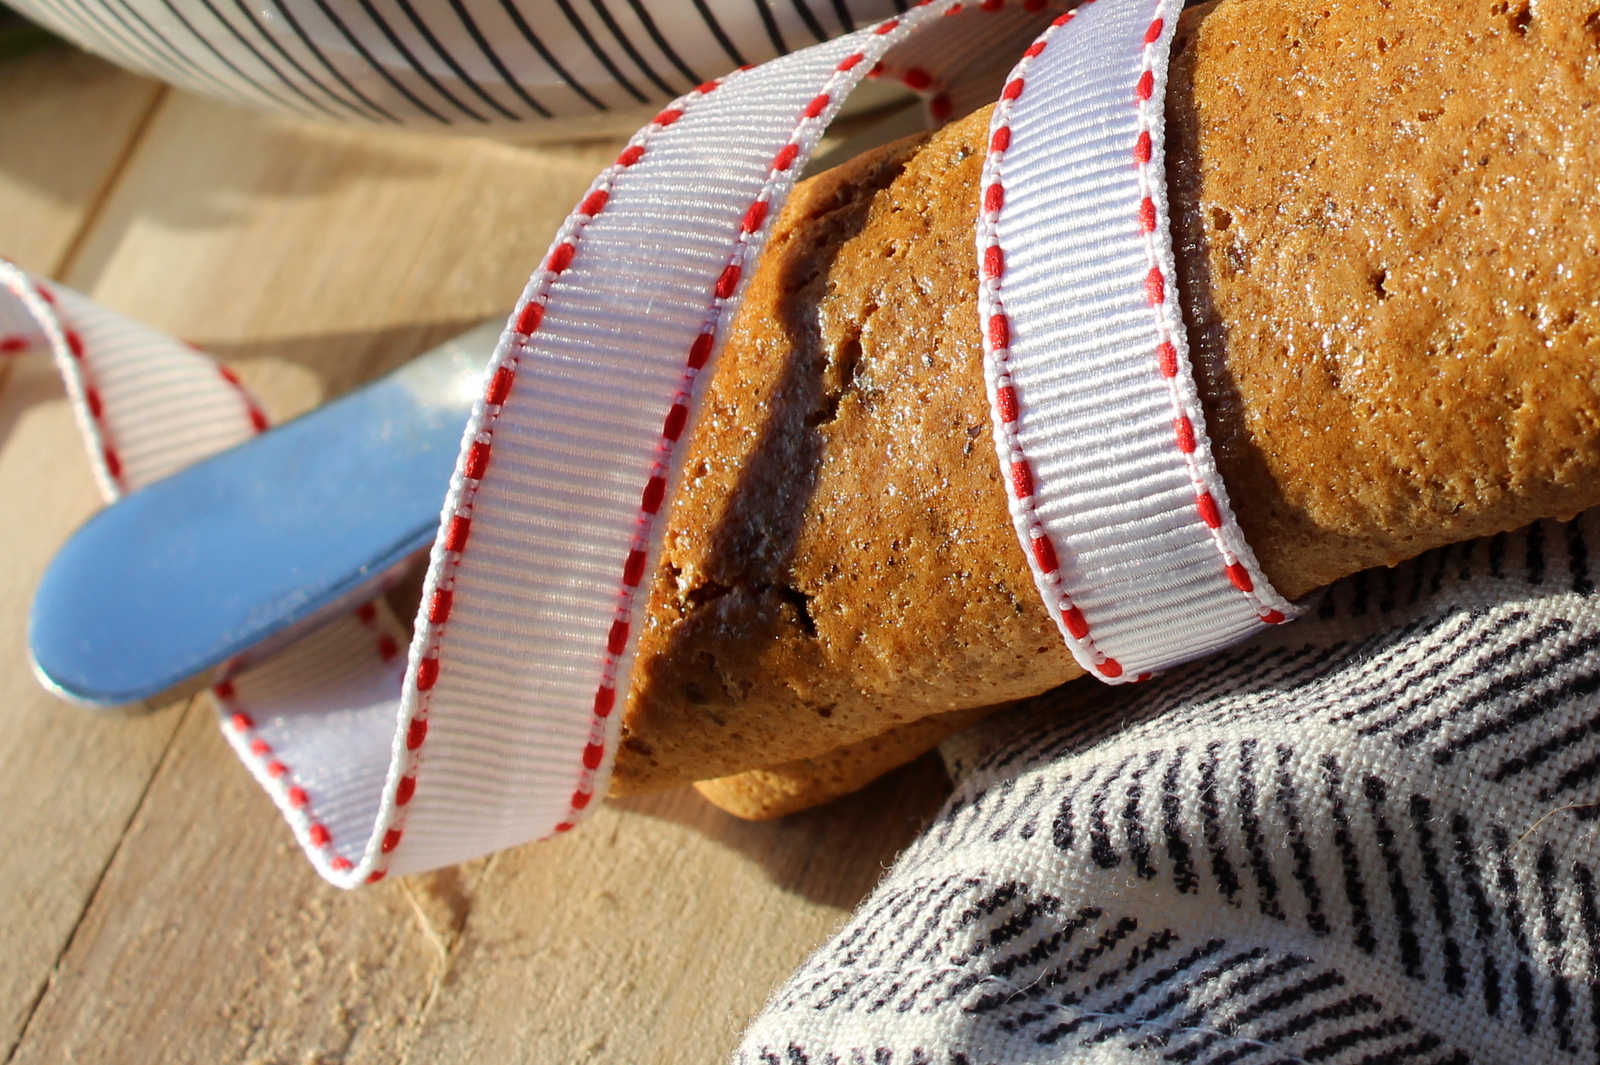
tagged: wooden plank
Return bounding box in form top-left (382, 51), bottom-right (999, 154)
top-left (7, 701), bottom-right (447, 1064)
top-left (0, 352), bottom-right (192, 1057)
top-left (0, 46), bottom-right (172, 1058)
top-left (14, 703), bottom-right (946, 1063)
top-left (402, 761), bottom-right (949, 1064)
top-left (5, 84), bottom-right (943, 1063)
top-left (59, 92), bottom-right (626, 418)
top-left (0, 44), bottom-right (163, 276)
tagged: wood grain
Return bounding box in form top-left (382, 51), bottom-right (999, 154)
top-left (0, 351), bottom-right (191, 1057)
top-left (402, 762), bottom-right (948, 1065)
top-left (0, 44), bottom-right (162, 276)
top-left (0, 48), bottom-right (176, 1058)
top-left (60, 90), bottom-right (626, 421)
top-left (1, 59), bottom-right (944, 1063)
top-left (8, 703), bottom-right (444, 1065)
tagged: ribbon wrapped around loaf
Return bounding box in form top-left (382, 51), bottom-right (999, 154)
top-left (11, 0), bottom-right (1600, 891)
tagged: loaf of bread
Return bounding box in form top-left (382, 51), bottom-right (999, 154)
top-left (613, 0), bottom-right (1600, 805)
top-left (693, 704), bottom-right (998, 820)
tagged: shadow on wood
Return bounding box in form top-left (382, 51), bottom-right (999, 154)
top-left (609, 752), bottom-right (951, 911)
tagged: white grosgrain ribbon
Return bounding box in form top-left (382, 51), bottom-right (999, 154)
top-left (0, 262), bottom-right (268, 501)
top-left (12, 0), bottom-right (1296, 888)
top-left (9, 0), bottom-right (1062, 888)
top-left (976, 0), bottom-right (1298, 684)
top-left (374, 0), bottom-right (1063, 884)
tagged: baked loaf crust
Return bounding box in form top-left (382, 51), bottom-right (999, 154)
top-left (614, 119), bottom-right (1074, 795)
top-left (1171, 0), bottom-right (1600, 597)
top-left (692, 704), bottom-right (998, 820)
top-left (613, 0), bottom-right (1600, 797)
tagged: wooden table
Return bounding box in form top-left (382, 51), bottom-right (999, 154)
top-left (0, 42), bottom-right (949, 1064)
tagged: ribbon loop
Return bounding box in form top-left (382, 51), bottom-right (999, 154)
top-left (976, 0), bottom-right (1297, 683)
top-left (18, 0), bottom-right (1295, 887)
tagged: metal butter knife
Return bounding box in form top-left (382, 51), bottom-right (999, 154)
top-left (28, 321), bottom-right (498, 710)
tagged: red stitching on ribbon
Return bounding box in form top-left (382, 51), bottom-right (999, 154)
top-left (988, 313), bottom-right (1010, 350)
top-left (1173, 414), bottom-right (1195, 453)
top-left (1010, 459), bottom-right (1034, 499)
top-left (6, 273), bottom-right (270, 499)
top-left (20, 281), bottom-right (125, 493)
top-left (742, 201), bottom-right (769, 234)
top-left (1138, 196), bottom-right (1157, 233)
top-left (429, 588), bottom-right (453, 624)
top-left (218, 363), bottom-right (270, 434)
top-left (978, 9), bottom-right (1123, 678)
top-left (383, 75), bottom-right (746, 875)
top-left (231, 602), bottom-right (414, 875)
top-left (372, 0), bottom-right (1072, 871)
top-left (984, 244), bottom-right (1005, 279)
top-left (996, 384), bottom-right (1018, 423)
top-left (216, 677), bottom-right (373, 873)
top-left (688, 332), bottom-right (714, 369)
top-left (1144, 266), bottom-right (1165, 304)
top-left (979, 0), bottom-right (1287, 690)
top-left (623, 548), bottom-right (648, 585)
top-left (1126, 10), bottom-right (1285, 626)
top-left (867, 60), bottom-right (955, 126)
top-left (464, 440), bottom-right (490, 479)
top-left (663, 403), bottom-right (689, 441)
top-left (546, 242), bottom-right (576, 274)
top-left (1156, 340), bottom-right (1178, 377)
top-left (515, 302), bottom-right (544, 334)
top-left (485, 366), bottom-right (515, 406)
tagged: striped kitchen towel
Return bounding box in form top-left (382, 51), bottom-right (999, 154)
top-left (736, 515), bottom-right (1600, 1065)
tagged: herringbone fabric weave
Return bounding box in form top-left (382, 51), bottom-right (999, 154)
top-left (737, 515), bottom-right (1600, 1065)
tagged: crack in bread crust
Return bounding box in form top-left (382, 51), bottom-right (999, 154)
top-left (615, 0), bottom-right (1600, 796)
top-left (616, 116), bottom-right (1079, 793)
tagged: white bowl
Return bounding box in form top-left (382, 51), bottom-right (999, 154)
top-left (12, 0), bottom-right (909, 134)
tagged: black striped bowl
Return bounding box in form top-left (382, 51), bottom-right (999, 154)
top-left (11, 0), bottom-right (909, 132)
